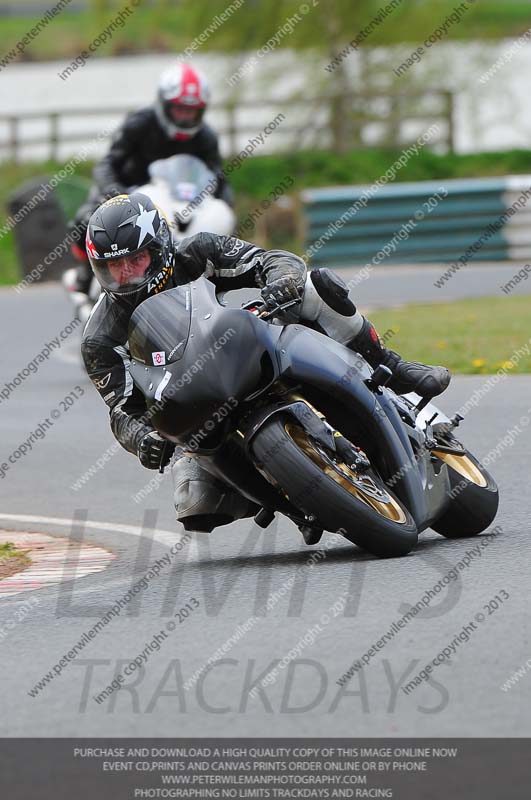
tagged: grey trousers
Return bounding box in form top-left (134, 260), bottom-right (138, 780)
top-left (172, 452), bottom-right (259, 525)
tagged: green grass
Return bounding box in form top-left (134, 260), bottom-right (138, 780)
top-left (226, 148), bottom-right (531, 198)
top-left (0, 7), bottom-right (195, 62)
top-left (0, 232), bottom-right (19, 285)
top-left (0, 543), bottom-right (18, 558)
top-left (0, 542), bottom-right (30, 564)
top-left (0, 542), bottom-right (31, 578)
top-left (1, 0), bottom-right (531, 63)
top-left (369, 295), bottom-right (531, 374)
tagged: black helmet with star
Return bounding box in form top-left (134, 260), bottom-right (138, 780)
top-left (86, 192), bottom-right (173, 303)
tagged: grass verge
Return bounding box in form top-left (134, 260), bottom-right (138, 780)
top-left (369, 295), bottom-right (531, 374)
top-left (0, 542), bottom-right (31, 580)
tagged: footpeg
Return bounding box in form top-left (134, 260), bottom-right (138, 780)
top-left (431, 417), bottom-right (466, 454)
top-left (254, 507), bottom-right (275, 529)
top-left (449, 413), bottom-right (464, 430)
top-left (365, 364), bottom-right (393, 392)
top-left (299, 524), bottom-right (323, 545)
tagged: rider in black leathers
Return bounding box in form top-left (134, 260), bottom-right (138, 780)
top-left (82, 193), bottom-right (451, 533)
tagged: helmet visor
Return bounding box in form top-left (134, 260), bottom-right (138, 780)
top-left (166, 101), bottom-right (205, 131)
top-left (90, 249), bottom-right (153, 294)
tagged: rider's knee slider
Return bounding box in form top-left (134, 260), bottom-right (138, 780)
top-left (310, 268), bottom-right (356, 316)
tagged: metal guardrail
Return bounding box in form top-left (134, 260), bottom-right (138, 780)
top-left (302, 176), bottom-right (531, 266)
top-left (0, 89), bottom-right (455, 162)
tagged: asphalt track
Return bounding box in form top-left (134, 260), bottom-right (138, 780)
top-left (0, 264), bottom-right (530, 737)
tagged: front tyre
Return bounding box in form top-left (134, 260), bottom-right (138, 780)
top-left (250, 415), bottom-right (418, 558)
top-left (431, 448), bottom-right (499, 538)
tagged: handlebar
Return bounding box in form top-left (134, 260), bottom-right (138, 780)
top-left (241, 297), bottom-right (302, 321)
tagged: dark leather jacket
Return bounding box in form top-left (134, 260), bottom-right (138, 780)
top-left (94, 107), bottom-right (233, 205)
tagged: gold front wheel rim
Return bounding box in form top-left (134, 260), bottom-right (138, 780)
top-left (284, 422), bottom-right (407, 524)
top-left (432, 451), bottom-right (488, 488)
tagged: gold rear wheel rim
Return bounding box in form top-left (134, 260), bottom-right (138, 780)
top-left (284, 422), bottom-right (407, 524)
top-left (432, 451), bottom-right (488, 488)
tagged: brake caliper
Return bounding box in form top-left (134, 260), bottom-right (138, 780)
top-left (333, 431), bottom-right (370, 471)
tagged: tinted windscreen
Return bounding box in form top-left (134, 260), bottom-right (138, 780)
top-left (128, 287), bottom-right (192, 366)
top-left (148, 155), bottom-right (216, 203)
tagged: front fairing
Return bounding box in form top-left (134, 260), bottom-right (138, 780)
top-left (128, 278), bottom-right (283, 441)
top-left (129, 285), bottom-right (192, 367)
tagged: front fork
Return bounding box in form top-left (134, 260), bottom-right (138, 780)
top-left (242, 392), bottom-right (378, 542)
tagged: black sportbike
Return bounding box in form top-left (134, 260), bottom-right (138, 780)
top-left (128, 277), bottom-right (499, 557)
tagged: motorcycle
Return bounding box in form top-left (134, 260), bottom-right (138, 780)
top-left (127, 277), bottom-right (499, 557)
top-left (137, 154), bottom-right (236, 241)
top-left (63, 154), bottom-right (236, 323)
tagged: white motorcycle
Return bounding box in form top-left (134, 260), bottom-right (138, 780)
top-left (138, 154), bottom-right (236, 241)
top-left (64, 154), bottom-right (236, 323)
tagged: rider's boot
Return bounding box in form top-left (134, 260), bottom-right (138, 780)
top-left (299, 269), bottom-right (450, 400)
top-left (348, 317), bottom-right (450, 399)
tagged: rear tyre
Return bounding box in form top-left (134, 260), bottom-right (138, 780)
top-left (250, 415), bottom-right (418, 558)
top-left (431, 448), bottom-right (499, 538)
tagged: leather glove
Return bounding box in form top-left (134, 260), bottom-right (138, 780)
top-left (138, 432), bottom-right (175, 470)
top-left (261, 276), bottom-right (303, 312)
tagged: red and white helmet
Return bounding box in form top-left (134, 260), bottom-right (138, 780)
top-left (155, 63), bottom-right (210, 141)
